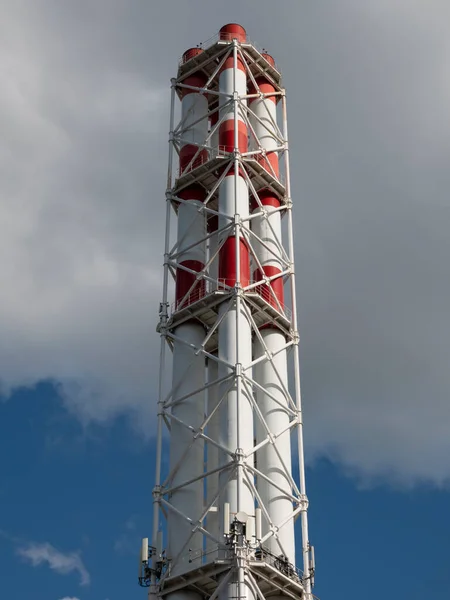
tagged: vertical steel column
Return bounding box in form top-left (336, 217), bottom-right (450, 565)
top-left (152, 81), bottom-right (177, 582)
top-left (282, 90), bottom-right (312, 599)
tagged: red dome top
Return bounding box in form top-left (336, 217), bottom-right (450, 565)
top-left (262, 52), bottom-right (275, 67)
top-left (219, 23), bottom-right (246, 43)
top-left (182, 47), bottom-right (203, 63)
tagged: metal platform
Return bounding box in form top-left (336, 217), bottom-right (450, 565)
top-left (165, 290), bottom-right (291, 352)
top-left (249, 560), bottom-right (305, 600)
top-left (159, 560), bottom-right (231, 599)
top-left (176, 39), bottom-right (282, 97)
top-left (172, 155), bottom-right (287, 209)
top-left (157, 558), bottom-right (305, 600)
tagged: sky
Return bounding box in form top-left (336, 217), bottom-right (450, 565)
top-left (1, 1), bottom-right (450, 599)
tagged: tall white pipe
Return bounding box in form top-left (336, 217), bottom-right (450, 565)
top-left (175, 55), bottom-right (208, 309)
top-left (217, 179), bottom-right (254, 524)
top-left (250, 57), bottom-right (295, 565)
top-left (168, 323), bottom-right (205, 575)
top-left (179, 49), bottom-right (208, 174)
top-left (249, 86), bottom-right (278, 175)
top-left (181, 91), bottom-right (208, 152)
top-left (168, 49), bottom-right (208, 588)
top-left (254, 331), bottom-right (295, 563)
top-left (217, 25), bottom-right (255, 600)
top-left (206, 358), bottom-right (219, 558)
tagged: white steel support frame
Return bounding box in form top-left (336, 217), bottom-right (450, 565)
top-left (145, 29), bottom-right (315, 600)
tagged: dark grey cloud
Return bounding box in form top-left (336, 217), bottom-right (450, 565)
top-left (1, 0), bottom-right (450, 484)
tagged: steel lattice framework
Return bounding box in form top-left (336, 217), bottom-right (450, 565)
top-left (139, 23), bottom-right (316, 600)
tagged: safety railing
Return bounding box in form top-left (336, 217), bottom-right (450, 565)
top-left (175, 543), bottom-right (303, 584)
top-left (170, 278), bottom-right (231, 313)
top-left (254, 546), bottom-right (303, 581)
top-left (174, 543), bottom-right (303, 582)
top-left (178, 31), bottom-right (282, 75)
top-left (171, 283), bottom-right (206, 313)
top-left (175, 145), bottom-right (286, 187)
top-left (176, 146), bottom-right (228, 178)
top-left (252, 281), bottom-right (292, 322)
top-left (170, 276), bottom-right (290, 322)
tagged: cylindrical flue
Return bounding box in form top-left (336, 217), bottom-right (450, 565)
top-left (253, 329), bottom-right (295, 563)
top-left (250, 54), bottom-right (295, 564)
top-left (168, 323), bottom-right (205, 575)
top-left (218, 28), bottom-right (254, 540)
top-left (206, 216), bottom-right (220, 559)
top-left (167, 48), bottom-right (208, 581)
top-left (206, 357), bottom-right (219, 558)
top-left (216, 24), bottom-right (256, 600)
top-left (175, 53), bottom-right (208, 309)
top-left (216, 25), bottom-right (255, 536)
top-left (179, 48), bottom-right (208, 173)
top-left (175, 186), bottom-right (206, 308)
top-left (249, 53), bottom-right (284, 309)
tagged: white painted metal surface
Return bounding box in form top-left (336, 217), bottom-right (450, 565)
top-left (249, 70), bottom-right (296, 567)
top-left (168, 323), bottom-right (205, 575)
top-left (249, 93), bottom-right (278, 158)
top-left (176, 200), bottom-right (206, 266)
top-left (181, 93), bottom-right (208, 150)
top-left (251, 203), bottom-right (284, 272)
top-left (254, 330), bottom-right (295, 563)
top-left (206, 358), bottom-right (219, 557)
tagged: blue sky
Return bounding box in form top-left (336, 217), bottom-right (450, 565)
top-left (2, 1), bottom-right (450, 599)
top-left (2, 383), bottom-right (449, 600)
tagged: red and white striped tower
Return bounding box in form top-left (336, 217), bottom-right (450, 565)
top-left (140, 23), bottom-right (316, 600)
top-left (216, 20), bottom-right (254, 537)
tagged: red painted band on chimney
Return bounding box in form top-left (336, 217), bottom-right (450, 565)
top-left (248, 79), bottom-right (278, 103)
top-left (218, 164), bottom-right (247, 178)
top-left (210, 107), bottom-right (219, 126)
top-left (257, 152), bottom-right (279, 177)
top-left (177, 185), bottom-right (206, 203)
top-left (180, 74), bottom-right (207, 98)
top-left (176, 260), bottom-right (205, 307)
top-left (262, 52), bottom-right (275, 67)
top-left (254, 265), bottom-right (284, 306)
top-left (219, 119), bottom-right (248, 153)
top-left (179, 145), bottom-right (208, 173)
top-left (219, 237), bottom-right (250, 287)
top-left (207, 215), bottom-right (219, 233)
top-left (221, 54), bottom-right (246, 73)
top-left (250, 190), bottom-right (280, 212)
top-left (182, 47), bottom-right (204, 63)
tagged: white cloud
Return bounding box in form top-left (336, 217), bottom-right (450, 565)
top-left (17, 542), bottom-right (90, 586)
top-left (0, 2), bottom-right (166, 426)
top-left (1, 0), bottom-right (450, 487)
top-left (59, 597), bottom-right (80, 600)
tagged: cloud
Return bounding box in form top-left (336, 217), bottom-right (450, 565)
top-left (17, 542), bottom-right (90, 586)
top-left (288, 0), bottom-right (450, 486)
top-left (1, 0), bottom-right (450, 487)
top-left (59, 597), bottom-right (80, 600)
top-left (0, 2), bottom-right (166, 426)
